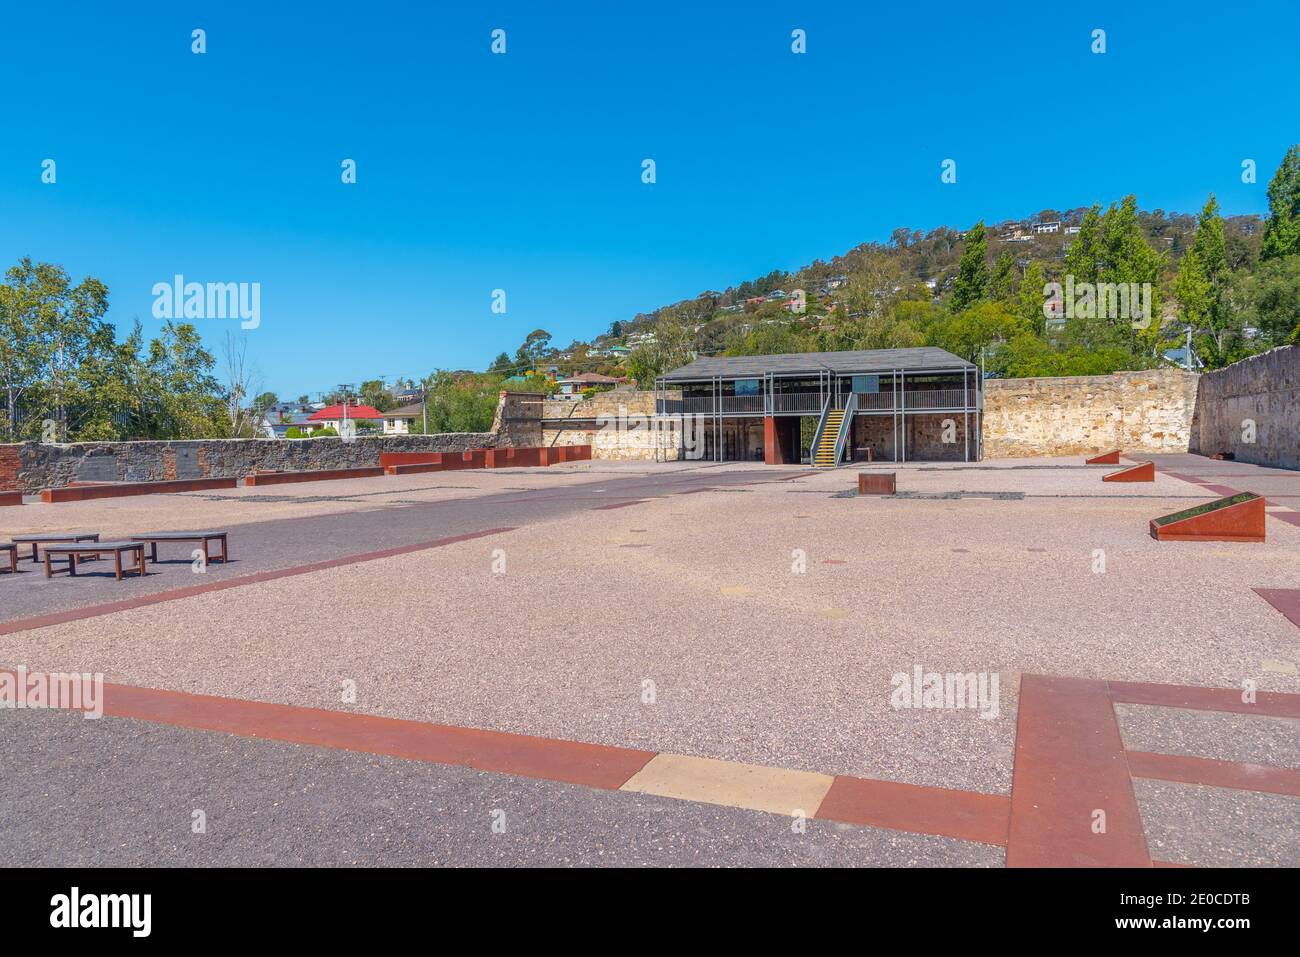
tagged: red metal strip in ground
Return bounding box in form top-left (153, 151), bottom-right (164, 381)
top-left (1126, 751), bottom-right (1300, 797)
top-left (1108, 680), bottom-right (1300, 719)
top-left (1268, 511), bottom-right (1300, 529)
top-left (816, 776), bottom-right (1010, 846)
top-left (1254, 588), bottom-right (1300, 630)
top-left (0, 527), bottom-right (517, 637)
top-left (1006, 675), bottom-right (1151, 867)
top-left (98, 681), bottom-right (657, 790)
top-left (591, 500), bottom-right (650, 510)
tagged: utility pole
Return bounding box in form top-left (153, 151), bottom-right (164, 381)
top-left (1185, 326), bottom-right (1193, 372)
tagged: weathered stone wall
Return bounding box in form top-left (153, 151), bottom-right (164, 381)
top-left (2, 432), bottom-right (497, 493)
top-left (1189, 345), bottom-right (1300, 470)
top-left (982, 369), bottom-right (1199, 458)
top-left (491, 391), bottom-right (543, 447)
top-left (0, 391), bottom-right (557, 492)
top-left (542, 390), bottom-right (683, 460)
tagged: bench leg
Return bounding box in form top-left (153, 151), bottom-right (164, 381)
top-left (114, 551), bottom-right (123, 580)
top-left (69, 553), bottom-right (77, 576)
top-left (44, 553), bottom-right (51, 578)
top-left (221, 536), bottom-right (228, 563)
top-left (137, 547), bottom-right (147, 576)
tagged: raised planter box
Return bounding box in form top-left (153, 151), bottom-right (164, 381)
top-left (1, 491), bottom-right (22, 507)
top-left (1086, 450), bottom-right (1121, 465)
top-left (858, 472), bottom-right (896, 495)
top-left (243, 467), bottom-right (385, 486)
top-left (1150, 492), bottom-right (1265, 542)
top-left (1103, 461), bottom-right (1154, 482)
top-left (40, 478), bottom-right (237, 502)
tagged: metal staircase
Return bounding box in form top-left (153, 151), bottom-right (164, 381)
top-left (810, 392), bottom-right (856, 468)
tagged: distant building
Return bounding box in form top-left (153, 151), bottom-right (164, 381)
top-left (306, 403), bottom-right (384, 432)
top-left (1032, 221), bottom-right (1062, 235)
top-left (382, 402), bottom-right (424, 434)
top-left (556, 372), bottom-right (622, 397)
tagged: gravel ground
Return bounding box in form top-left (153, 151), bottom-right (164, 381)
top-left (0, 707), bottom-right (1002, 867)
top-left (3, 456), bottom-right (1296, 798)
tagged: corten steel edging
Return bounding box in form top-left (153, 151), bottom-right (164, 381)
top-left (1253, 588), bottom-right (1300, 630)
top-left (1085, 450), bottom-right (1121, 465)
top-left (1006, 675), bottom-right (1151, 868)
top-left (0, 491), bottom-right (21, 506)
top-left (1148, 495), bottom-right (1265, 542)
top-left (1125, 751), bottom-right (1300, 798)
top-left (40, 478), bottom-right (238, 502)
top-left (243, 467), bottom-right (386, 486)
top-left (815, 776), bottom-right (1010, 846)
top-left (1107, 680), bottom-right (1300, 719)
top-left (1102, 462), bottom-right (1154, 482)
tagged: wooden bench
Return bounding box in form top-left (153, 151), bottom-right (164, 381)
top-left (42, 541), bottom-right (147, 580)
top-left (1, 543), bottom-right (16, 575)
top-left (11, 532), bottom-right (101, 563)
top-left (130, 531), bottom-right (229, 565)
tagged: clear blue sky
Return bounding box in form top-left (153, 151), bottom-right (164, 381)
top-left (2, 1), bottom-right (1296, 399)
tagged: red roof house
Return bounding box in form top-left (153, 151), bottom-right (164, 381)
top-left (307, 404), bottom-right (384, 422)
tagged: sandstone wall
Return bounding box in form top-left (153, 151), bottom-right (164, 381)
top-left (1189, 345), bottom-right (1300, 470)
top-left (541, 390), bottom-right (683, 460)
top-left (982, 369), bottom-right (1199, 458)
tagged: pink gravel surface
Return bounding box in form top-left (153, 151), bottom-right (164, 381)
top-left (1, 457), bottom-right (1295, 795)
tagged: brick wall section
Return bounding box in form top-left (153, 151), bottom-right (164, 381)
top-left (0, 445), bottom-right (19, 491)
top-left (982, 368), bottom-right (1199, 458)
top-left (1189, 345), bottom-right (1300, 470)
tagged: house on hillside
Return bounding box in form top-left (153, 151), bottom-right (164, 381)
top-left (557, 372), bottom-right (623, 397)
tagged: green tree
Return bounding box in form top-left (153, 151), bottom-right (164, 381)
top-left (1261, 145), bottom-right (1300, 261)
top-left (950, 221), bottom-right (989, 311)
top-left (0, 258), bottom-right (110, 441)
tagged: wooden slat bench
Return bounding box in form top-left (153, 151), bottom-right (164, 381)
top-left (130, 531), bottom-right (229, 565)
top-left (42, 541), bottom-right (147, 580)
top-left (11, 532), bottom-right (101, 563)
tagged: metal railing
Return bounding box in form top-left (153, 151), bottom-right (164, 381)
top-left (771, 392), bottom-right (824, 413)
top-left (665, 388), bottom-right (978, 416)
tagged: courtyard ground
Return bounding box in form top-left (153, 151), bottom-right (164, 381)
top-left (1, 453), bottom-right (1297, 867)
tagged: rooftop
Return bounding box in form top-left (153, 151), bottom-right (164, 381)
top-left (659, 346), bottom-right (975, 381)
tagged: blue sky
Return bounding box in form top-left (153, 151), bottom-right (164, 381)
top-left (2, 1), bottom-right (1297, 398)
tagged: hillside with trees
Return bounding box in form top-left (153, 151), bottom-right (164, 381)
top-left (605, 146), bottom-right (1300, 385)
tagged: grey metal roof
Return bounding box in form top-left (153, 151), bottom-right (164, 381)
top-left (658, 347), bottom-right (974, 381)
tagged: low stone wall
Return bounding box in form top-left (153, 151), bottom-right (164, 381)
top-left (982, 369), bottom-right (1199, 458)
top-left (1189, 345), bottom-right (1300, 470)
top-left (2, 432), bottom-right (497, 493)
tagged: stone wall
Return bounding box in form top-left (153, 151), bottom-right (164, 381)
top-left (2, 432), bottom-right (498, 493)
top-left (0, 390), bottom-right (554, 492)
top-left (542, 389), bottom-right (683, 460)
top-left (1189, 345), bottom-right (1300, 470)
top-left (982, 368), bottom-right (1199, 458)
